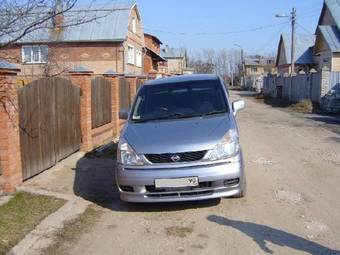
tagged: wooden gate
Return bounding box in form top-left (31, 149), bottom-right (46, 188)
top-left (119, 77), bottom-right (131, 110)
top-left (18, 77), bottom-right (81, 180)
top-left (91, 77), bottom-right (112, 129)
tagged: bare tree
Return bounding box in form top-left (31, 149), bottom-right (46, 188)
top-left (0, 0), bottom-right (103, 126)
top-left (189, 48), bottom-right (241, 84)
top-left (0, 0), bottom-right (98, 49)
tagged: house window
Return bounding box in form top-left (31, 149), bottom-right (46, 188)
top-left (251, 67), bottom-right (258, 72)
top-left (128, 45), bottom-right (135, 65)
top-left (132, 17), bottom-right (136, 34)
top-left (136, 50), bottom-right (142, 67)
top-left (22, 45), bottom-right (48, 63)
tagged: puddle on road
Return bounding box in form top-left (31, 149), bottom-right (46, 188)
top-left (252, 157), bottom-right (277, 166)
top-left (274, 189), bottom-right (303, 205)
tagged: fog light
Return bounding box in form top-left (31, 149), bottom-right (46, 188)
top-left (120, 185), bottom-right (134, 192)
top-left (224, 178), bottom-right (239, 186)
top-left (134, 186), bottom-right (146, 193)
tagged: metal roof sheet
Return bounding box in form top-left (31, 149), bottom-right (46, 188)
top-left (160, 47), bottom-right (186, 59)
top-left (281, 33), bottom-right (315, 64)
top-left (0, 59), bottom-right (19, 69)
top-left (325, 0), bottom-right (340, 28)
top-left (145, 74), bottom-right (219, 86)
top-left (318, 25), bottom-right (340, 52)
top-left (0, 2), bottom-right (136, 44)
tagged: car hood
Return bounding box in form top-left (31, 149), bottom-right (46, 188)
top-left (123, 114), bottom-right (235, 154)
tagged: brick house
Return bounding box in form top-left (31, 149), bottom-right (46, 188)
top-left (276, 33), bottom-right (315, 74)
top-left (161, 46), bottom-right (187, 75)
top-left (143, 33), bottom-right (168, 78)
top-left (0, 2), bottom-right (145, 76)
top-left (314, 0), bottom-right (340, 71)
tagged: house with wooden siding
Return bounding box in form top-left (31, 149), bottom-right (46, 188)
top-left (314, 0), bottom-right (340, 71)
top-left (276, 33), bottom-right (315, 74)
top-left (0, 2), bottom-right (145, 76)
top-left (143, 33), bottom-right (168, 78)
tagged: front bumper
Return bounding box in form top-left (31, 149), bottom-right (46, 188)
top-left (115, 154), bottom-right (245, 203)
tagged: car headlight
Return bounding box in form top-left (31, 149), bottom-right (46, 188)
top-left (117, 138), bottom-right (144, 166)
top-left (208, 129), bottom-right (240, 161)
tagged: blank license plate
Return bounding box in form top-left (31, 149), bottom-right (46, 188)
top-left (155, 177), bottom-right (199, 188)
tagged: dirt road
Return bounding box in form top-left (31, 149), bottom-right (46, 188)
top-left (25, 91), bottom-right (340, 255)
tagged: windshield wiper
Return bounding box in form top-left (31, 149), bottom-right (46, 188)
top-left (133, 111), bottom-right (227, 123)
top-left (133, 113), bottom-right (185, 123)
top-left (201, 110), bottom-right (227, 117)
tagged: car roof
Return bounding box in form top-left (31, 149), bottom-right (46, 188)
top-left (144, 74), bottom-right (220, 86)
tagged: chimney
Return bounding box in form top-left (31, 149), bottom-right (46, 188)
top-left (53, 0), bottom-right (64, 30)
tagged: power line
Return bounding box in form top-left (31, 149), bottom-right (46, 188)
top-left (255, 22), bottom-right (290, 54)
top-left (144, 21), bottom-right (290, 37)
top-left (296, 22), bottom-right (314, 35)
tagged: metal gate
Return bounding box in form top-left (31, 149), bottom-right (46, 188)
top-left (18, 77), bottom-right (81, 180)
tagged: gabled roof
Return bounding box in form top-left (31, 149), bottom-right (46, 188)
top-left (276, 33), bottom-right (315, 66)
top-left (244, 57), bottom-right (273, 66)
top-left (318, 0), bottom-right (340, 29)
top-left (161, 47), bottom-right (186, 59)
top-left (0, 2), bottom-right (138, 45)
top-left (318, 25), bottom-right (340, 52)
top-left (145, 47), bottom-right (167, 62)
top-left (144, 33), bottom-right (163, 45)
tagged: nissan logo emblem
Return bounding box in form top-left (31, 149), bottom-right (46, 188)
top-left (171, 154), bottom-right (181, 162)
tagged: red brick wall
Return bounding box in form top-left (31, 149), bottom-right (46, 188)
top-left (0, 69), bottom-right (23, 193)
top-left (144, 34), bottom-right (161, 54)
top-left (0, 42), bottom-right (125, 76)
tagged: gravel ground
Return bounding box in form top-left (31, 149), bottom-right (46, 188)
top-left (23, 91), bottom-right (340, 255)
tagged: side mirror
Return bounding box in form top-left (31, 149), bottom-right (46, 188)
top-left (232, 100), bottom-right (245, 116)
top-left (119, 109), bottom-right (129, 120)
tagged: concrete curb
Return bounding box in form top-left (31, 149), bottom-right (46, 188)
top-left (16, 186), bottom-right (75, 201)
top-left (8, 198), bottom-right (90, 255)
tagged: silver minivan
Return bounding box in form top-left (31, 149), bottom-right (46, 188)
top-left (116, 74), bottom-right (246, 203)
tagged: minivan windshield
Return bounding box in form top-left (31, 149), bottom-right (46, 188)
top-left (131, 79), bottom-right (229, 122)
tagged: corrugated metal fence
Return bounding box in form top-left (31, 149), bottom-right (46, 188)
top-left (263, 71), bottom-right (340, 104)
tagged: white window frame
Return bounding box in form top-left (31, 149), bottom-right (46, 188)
top-left (136, 50), bottom-right (142, 68)
top-left (22, 45), bottom-right (48, 64)
top-left (127, 44), bottom-right (135, 65)
top-left (132, 17), bottom-right (137, 34)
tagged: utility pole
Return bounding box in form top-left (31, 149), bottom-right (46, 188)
top-left (241, 49), bottom-right (246, 87)
top-left (290, 7), bottom-right (296, 75)
top-left (234, 44), bottom-right (245, 87)
top-left (276, 7), bottom-right (297, 75)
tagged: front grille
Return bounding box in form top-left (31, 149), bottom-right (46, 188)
top-left (147, 190), bottom-right (213, 198)
top-left (145, 150), bottom-right (207, 164)
top-left (145, 181), bottom-right (212, 193)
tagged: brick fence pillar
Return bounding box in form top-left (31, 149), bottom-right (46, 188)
top-left (0, 66), bottom-right (23, 193)
top-left (104, 74), bottom-right (120, 139)
top-left (69, 71), bottom-right (94, 152)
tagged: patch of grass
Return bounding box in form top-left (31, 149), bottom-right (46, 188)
top-left (260, 95), bottom-right (313, 113)
top-left (165, 226), bottom-right (194, 238)
top-left (0, 192), bottom-right (65, 255)
top-left (44, 205), bottom-right (102, 255)
top-left (288, 100), bottom-right (313, 113)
